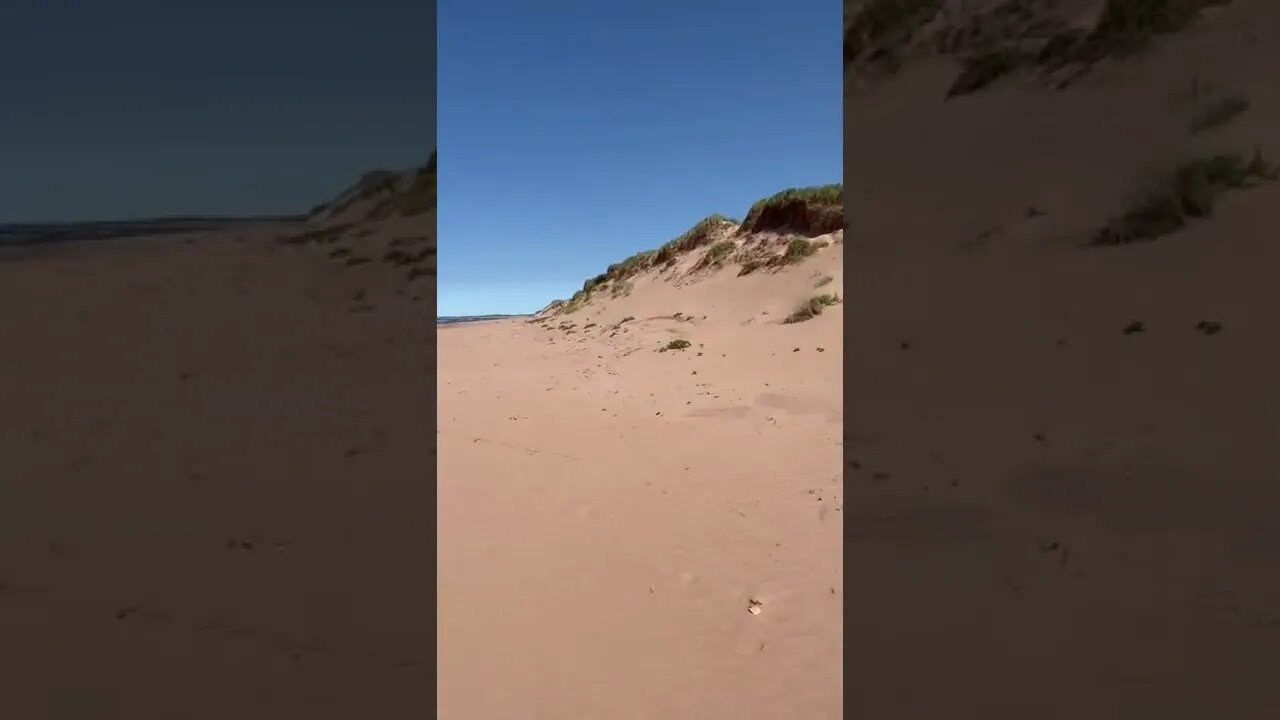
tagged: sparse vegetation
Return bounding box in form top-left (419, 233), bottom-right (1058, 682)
top-left (605, 250), bottom-right (658, 282)
top-left (610, 280), bottom-right (633, 298)
top-left (943, 0), bottom-right (1234, 99)
top-left (948, 48), bottom-right (1025, 98)
top-left (706, 240), bottom-right (735, 263)
top-left (309, 153), bottom-right (435, 222)
top-left (279, 222), bottom-right (355, 246)
top-left (384, 247), bottom-right (432, 268)
top-left (1090, 0), bottom-right (1232, 57)
top-left (1093, 151), bottom-right (1277, 246)
top-left (693, 240), bottom-right (737, 271)
top-left (845, 0), bottom-right (944, 66)
top-left (660, 339), bottom-right (692, 352)
top-left (784, 294), bottom-right (842, 324)
top-left (551, 183), bottom-right (842, 315)
top-left (652, 214), bottom-right (738, 266)
top-left (784, 237), bottom-right (819, 262)
top-left (562, 289), bottom-right (590, 314)
top-left (1190, 95), bottom-right (1251, 133)
top-left (398, 153), bottom-right (437, 216)
top-left (583, 273), bottom-right (608, 293)
top-left (814, 274), bottom-right (834, 288)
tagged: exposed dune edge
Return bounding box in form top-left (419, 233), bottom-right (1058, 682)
top-left (847, 0), bottom-right (1280, 716)
top-left (538, 184), bottom-right (842, 318)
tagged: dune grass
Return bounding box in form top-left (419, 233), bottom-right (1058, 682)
top-left (554, 184), bottom-right (839, 314)
top-left (745, 185), bottom-right (842, 221)
top-left (784, 294), bottom-right (842, 324)
top-left (1093, 151), bottom-right (1276, 246)
top-left (660, 339), bottom-right (692, 352)
top-left (948, 48), bottom-right (1026, 97)
top-left (1091, 0), bottom-right (1232, 54)
top-left (846, 0), bottom-right (944, 64)
top-left (740, 184), bottom-right (844, 236)
top-left (398, 162), bottom-right (436, 216)
top-left (705, 240), bottom-right (735, 263)
top-left (652, 214), bottom-right (738, 266)
top-left (784, 237), bottom-right (820, 262)
top-left (693, 240), bottom-right (737, 271)
top-left (605, 250), bottom-right (658, 282)
top-left (946, 0), bottom-right (1234, 98)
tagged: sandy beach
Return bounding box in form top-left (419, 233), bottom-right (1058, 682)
top-left (0, 216), bottom-right (436, 717)
top-left (438, 226), bottom-right (844, 717)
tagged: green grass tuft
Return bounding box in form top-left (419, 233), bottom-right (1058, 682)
top-left (948, 48), bottom-right (1025, 97)
top-left (693, 240), bottom-right (737, 271)
top-left (945, 1), bottom-right (1234, 99)
top-left (706, 240), bottom-right (735, 262)
top-left (1093, 151), bottom-right (1276, 246)
top-left (661, 339), bottom-right (692, 352)
top-left (605, 250), bottom-right (658, 282)
top-left (746, 185), bottom-right (842, 218)
top-left (652, 214), bottom-right (738, 266)
top-left (398, 154), bottom-right (437, 216)
top-left (1088, 0), bottom-right (1233, 57)
top-left (784, 294), bottom-right (842, 324)
top-left (784, 237), bottom-right (819, 262)
top-left (846, 0), bottom-right (944, 64)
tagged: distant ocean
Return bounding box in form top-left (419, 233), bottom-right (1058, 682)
top-left (0, 216), bottom-right (300, 247)
top-left (438, 314), bottom-right (529, 325)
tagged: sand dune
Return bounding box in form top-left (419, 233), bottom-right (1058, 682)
top-left (438, 214), bottom-right (844, 716)
top-left (846, 0), bottom-right (1280, 715)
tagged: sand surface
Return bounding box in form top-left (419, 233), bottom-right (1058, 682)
top-left (0, 223), bottom-right (435, 717)
top-left (438, 242), bottom-right (844, 717)
top-left (846, 2), bottom-right (1280, 716)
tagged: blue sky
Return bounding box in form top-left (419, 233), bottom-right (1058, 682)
top-left (0, 3), bottom-right (434, 223)
top-left (438, 0), bottom-right (841, 317)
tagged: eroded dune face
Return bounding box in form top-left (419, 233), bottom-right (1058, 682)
top-left (846, 0), bottom-right (1280, 716)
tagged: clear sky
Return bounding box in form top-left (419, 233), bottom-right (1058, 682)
top-left (0, 3), bottom-right (435, 224)
top-left (437, 0), bottom-right (842, 317)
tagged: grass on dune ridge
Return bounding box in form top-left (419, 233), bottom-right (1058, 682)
top-left (553, 183), bottom-right (843, 314)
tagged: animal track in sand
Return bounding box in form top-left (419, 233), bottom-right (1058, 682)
top-left (470, 436), bottom-right (579, 461)
top-left (685, 405), bottom-right (752, 419)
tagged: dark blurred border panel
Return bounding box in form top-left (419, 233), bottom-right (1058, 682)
top-left (845, 0), bottom-right (1280, 717)
top-left (0, 3), bottom-right (436, 717)
top-left (841, 6), bottom-right (854, 719)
